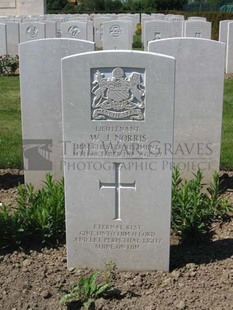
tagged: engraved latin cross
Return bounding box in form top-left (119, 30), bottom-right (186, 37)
top-left (99, 163), bottom-right (136, 221)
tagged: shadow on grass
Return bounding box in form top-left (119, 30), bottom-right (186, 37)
top-left (0, 172), bottom-right (24, 190)
top-left (170, 238), bottom-right (233, 270)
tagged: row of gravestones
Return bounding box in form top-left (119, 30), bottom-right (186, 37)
top-left (19, 37), bottom-right (225, 271)
top-left (0, 14), bottom-right (232, 60)
top-left (219, 20), bottom-right (233, 73)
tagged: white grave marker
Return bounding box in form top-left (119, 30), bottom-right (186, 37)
top-left (6, 21), bottom-right (19, 55)
top-left (184, 20), bottom-right (211, 39)
top-left (62, 50), bottom-right (175, 271)
top-left (149, 38), bottom-right (225, 182)
top-left (94, 17), bottom-right (111, 48)
top-left (61, 21), bottom-right (87, 40)
top-left (143, 20), bottom-right (171, 51)
top-left (103, 20), bottom-right (131, 50)
top-left (226, 22), bottom-right (233, 73)
top-left (0, 23), bottom-right (7, 55)
top-left (19, 38), bottom-right (95, 189)
top-left (20, 22), bottom-right (45, 42)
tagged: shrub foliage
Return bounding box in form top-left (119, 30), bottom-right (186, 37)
top-left (0, 171), bottom-right (232, 251)
top-left (0, 55), bottom-right (19, 76)
top-left (172, 168), bottom-right (232, 243)
top-left (60, 271), bottom-right (114, 309)
top-left (0, 174), bottom-right (65, 250)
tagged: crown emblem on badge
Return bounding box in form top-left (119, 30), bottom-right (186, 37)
top-left (91, 67), bottom-right (145, 121)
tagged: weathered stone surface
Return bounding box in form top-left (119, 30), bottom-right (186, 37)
top-left (19, 22), bottom-right (45, 43)
top-left (103, 20), bottom-right (132, 50)
top-left (226, 22), bottom-right (233, 74)
top-left (143, 20), bottom-right (171, 51)
top-left (184, 20), bottom-right (211, 39)
top-left (19, 38), bottom-right (95, 189)
top-left (149, 38), bottom-right (225, 182)
top-left (62, 50), bottom-right (175, 271)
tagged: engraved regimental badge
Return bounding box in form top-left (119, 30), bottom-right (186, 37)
top-left (68, 25), bottom-right (80, 37)
top-left (91, 67), bottom-right (145, 121)
top-left (26, 26), bottom-right (39, 39)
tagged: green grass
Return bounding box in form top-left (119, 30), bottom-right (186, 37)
top-left (221, 79), bottom-right (233, 170)
top-left (132, 34), bottom-right (143, 50)
top-left (0, 76), bottom-right (233, 170)
top-left (0, 76), bottom-right (22, 168)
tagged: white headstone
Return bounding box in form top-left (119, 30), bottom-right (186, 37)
top-left (219, 20), bottom-right (232, 65)
top-left (226, 22), bottom-right (233, 73)
top-left (0, 23), bottom-right (7, 55)
top-left (94, 17), bottom-right (111, 48)
top-left (86, 20), bottom-right (94, 42)
top-left (45, 20), bottom-right (57, 38)
top-left (103, 21), bottom-right (131, 50)
top-left (50, 17), bottom-right (64, 37)
top-left (117, 16), bottom-right (134, 35)
top-left (6, 21), bottom-right (19, 55)
top-left (62, 50), bottom-right (175, 271)
top-left (61, 21), bottom-right (87, 40)
top-left (219, 20), bottom-right (232, 44)
top-left (184, 21), bottom-right (211, 39)
top-left (132, 13), bottom-right (140, 27)
top-left (143, 20), bottom-right (171, 51)
top-left (19, 38), bottom-right (95, 189)
top-left (19, 22), bottom-right (45, 42)
top-left (169, 16), bottom-right (184, 37)
top-left (23, 18), bottom-right (38, 23)
top-left (188, 16), bottom-right (207, 21)
top-left (151, 13), bottom-right (165, 20)
top-left (149, 38), bottom-right (225, 182)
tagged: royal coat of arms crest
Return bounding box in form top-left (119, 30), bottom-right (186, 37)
top-left (91, 67), bottom-right (145, 120)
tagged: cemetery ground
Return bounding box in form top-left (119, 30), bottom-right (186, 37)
top-left (0, 76), bottom-right (233, 309)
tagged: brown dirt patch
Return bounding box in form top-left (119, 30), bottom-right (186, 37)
top-left (0, 169), bottom-right (232, 310)
top-left (225, 73), bottom-right (233, 80)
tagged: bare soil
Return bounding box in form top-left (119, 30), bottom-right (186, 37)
top-left (0, 169), bottom-right (232, 310)
top-left (225, 73), bottom-right (233, 80)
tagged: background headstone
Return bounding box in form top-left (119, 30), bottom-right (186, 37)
top-left (149, 38), bottom-right (225, 182)
top-left (0, 23), bottom-right (7, 55)
top-left (143, 20), bottom-right (171, 51)
top-left (219, 19), bottom-right (232, 68)
top-left (19, 38), bottom-right (95, 189)
top-left (94, 17), bottom-right (111, 48)
top-left (61, 21), bottom-right (87, 40)
top-left (103, 20), bottom-right (131, 50)
top-left (226, 22), bottom-right (233, 73)
top-left (20, 22), bottom-right (45, 42)
top-left (188, 16), bottom-right (207, 21)
top-left (169, 16), bottom-right (184, 37)
top-left (184, 21), bottom-right (211, 39)
top-left (219, 20), bottom-right (232, 44)
top-left (44, 20), bottom-right (57, 38)
top-left (6, 21), bottom-right (19, 55)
